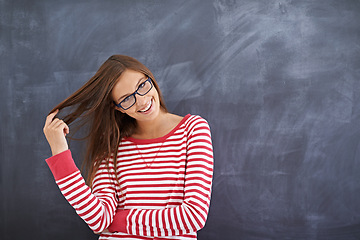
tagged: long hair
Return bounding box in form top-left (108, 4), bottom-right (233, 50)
top-left (49, 55), bottom-right (167, 187)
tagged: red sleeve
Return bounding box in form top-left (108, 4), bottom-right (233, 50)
top-left (46, 150), bottom-right (78, 181)
top-left (45, 150), bottom-right (118, 233)
top-left (107, 209), bottom-right (130, 233)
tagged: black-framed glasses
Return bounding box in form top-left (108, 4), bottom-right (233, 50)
top-left (114, 77), bottom-right (153, 110)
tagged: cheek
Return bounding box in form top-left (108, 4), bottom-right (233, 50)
top-left (151, 88), bottom-right (160, 100)
top-left (115, 107), bottom-right (125, 113)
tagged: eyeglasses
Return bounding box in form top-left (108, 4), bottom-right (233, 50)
top-left (114, 77), bottom-right (153, 110)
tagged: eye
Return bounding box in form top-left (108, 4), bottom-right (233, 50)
top-left (122, 95), bottom-right (132, 103)
top-left (138, 81), bottom-right (146, 89)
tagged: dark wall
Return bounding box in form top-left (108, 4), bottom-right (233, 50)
top-left (1, 0), bottom-right (360, 239)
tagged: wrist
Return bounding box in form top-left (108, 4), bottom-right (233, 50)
top-left (51, 147), bottom-right (69, 156)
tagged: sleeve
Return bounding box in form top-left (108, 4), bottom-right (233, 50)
top-left (45, 149), bottom-right (118, 233)
top-left (107, 116), bottom-right (214, 237)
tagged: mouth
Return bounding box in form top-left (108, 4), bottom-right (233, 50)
top-left (138, 99), bottom-right (153, 113)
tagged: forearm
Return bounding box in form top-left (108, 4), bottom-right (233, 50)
top-left (46, 150), bottom-right (117, 232)
top-left (108, 161), bottom-right (213, 236)
top-left (108, 203), bottom-right (209, 236)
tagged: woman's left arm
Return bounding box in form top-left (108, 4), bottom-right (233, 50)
top-left (107, 117), bottom-right (214, 237)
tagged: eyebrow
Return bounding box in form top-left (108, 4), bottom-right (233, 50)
top-left (117, 76), bottom-right (147, 102)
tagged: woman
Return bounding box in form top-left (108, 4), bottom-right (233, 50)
top-left (43, 55), bottom-right (213, 240)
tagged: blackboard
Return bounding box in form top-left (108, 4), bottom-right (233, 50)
top-left (1, 0), bottom-right (360, 239)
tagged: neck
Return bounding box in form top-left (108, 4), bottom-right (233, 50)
top-left (134, 110), bottom-right (169, 139)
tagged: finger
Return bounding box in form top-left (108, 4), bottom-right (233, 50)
top-left (47, 118), bottom-right (62, 128)
top-left (55, 121), bottom-right (70, 136)
top-left (45, 109), bottom-right (59, 126)
top-left (63, 123), bottom-right (70, 135)
top-left (64, 124), bottom-right (70, 134)
top-left (52, 119), bottom-right (68, 130)
top-left (44, 117), bottom-right (61, 133)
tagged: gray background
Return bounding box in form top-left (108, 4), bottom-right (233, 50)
top-left (1, 0), bottom-right (360, 239)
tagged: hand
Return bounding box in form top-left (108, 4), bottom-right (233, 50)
top-left (93, 228), bottom-right (111, 235)
top-left (43, 109), bottom-right (70, 156)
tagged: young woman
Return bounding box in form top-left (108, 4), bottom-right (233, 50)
top-left (43, 55), bottom-right (213, 240)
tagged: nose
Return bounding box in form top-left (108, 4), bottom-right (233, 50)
top-left (136, 94), bottom-right (149, 107)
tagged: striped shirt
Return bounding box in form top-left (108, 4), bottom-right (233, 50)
top-left (46, 114), bottom-right (213, 240)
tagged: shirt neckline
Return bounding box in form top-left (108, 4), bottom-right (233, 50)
top-left (125, 114), bottom-right (191, 144)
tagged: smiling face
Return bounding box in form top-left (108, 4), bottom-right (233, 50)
top-left (112, 68), bottom-right (162, 123)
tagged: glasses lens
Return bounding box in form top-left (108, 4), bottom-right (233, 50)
top-left (118, 79), bottom-right (153, 110)
top-left (120, 95), bottom-right (135, 109)
top-left (137, 79), bottom-right (152, 95)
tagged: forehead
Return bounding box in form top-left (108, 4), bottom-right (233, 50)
top-left (111, 69), bottom-right (146, 99)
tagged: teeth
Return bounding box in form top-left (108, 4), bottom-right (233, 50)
top-left (139, 100), bottom-right (152, 112)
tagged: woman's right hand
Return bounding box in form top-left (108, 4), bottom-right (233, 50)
top-left (43, 109), bottom-right (70, 156)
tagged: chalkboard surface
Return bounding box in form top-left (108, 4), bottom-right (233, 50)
top-left (1, 0), bottom-right (360, 239)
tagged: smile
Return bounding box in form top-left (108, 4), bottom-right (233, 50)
top-left (138, 99), bottom-right (153, 113)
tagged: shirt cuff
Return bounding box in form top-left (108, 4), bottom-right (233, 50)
top-left (107, 209), bottom-right (130, 233)
top-left (45, 149), bottom-right (78, 181)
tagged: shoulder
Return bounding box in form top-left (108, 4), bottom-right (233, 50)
top-left (184, 115), bottom-right (213, 147)
top-left (184, 114), bottom-right (209, 126)
top-left (184, 114), bottom-right (211, 133)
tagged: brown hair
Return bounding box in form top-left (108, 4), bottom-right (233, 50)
top-left (49, 55), bottom-right (167, 187)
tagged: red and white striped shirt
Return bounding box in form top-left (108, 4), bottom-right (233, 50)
top-left (46, 114), bottom-right (213, 240)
